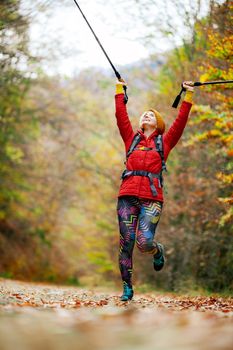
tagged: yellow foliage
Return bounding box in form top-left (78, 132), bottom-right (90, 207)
top-left (218, 196), bottom-right (233, 205)
top-left (216, 173), bottom-right (233, 184)
top-left (199, 74), bottom-right (207, 83)
top-left (223, 135), bottom-right (233, 145)
top-left (208, 129), bottom-right (222, 137)
top-left (219, 206), bottom-right (233, 227)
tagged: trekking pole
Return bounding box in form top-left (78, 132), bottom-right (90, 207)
top-left (72, 0), bottom-right (128, 104)
top-left (172, 80), bottom-right (233, 108)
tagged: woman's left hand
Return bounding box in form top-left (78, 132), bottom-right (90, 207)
top-left (182, 81), bottom-right (194, 92)
top-left (116, 78), bottom-right (127, 86)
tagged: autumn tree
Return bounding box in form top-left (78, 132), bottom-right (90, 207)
top-left (134, 0), bottom-right (232, 292)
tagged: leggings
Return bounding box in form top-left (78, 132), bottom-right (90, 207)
top-left (117, 196), bottom-right (163, 286)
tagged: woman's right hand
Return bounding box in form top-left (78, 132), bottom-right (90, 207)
top-left (182, 81), bottom-right (194, 92)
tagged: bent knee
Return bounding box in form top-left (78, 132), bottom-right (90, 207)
top-left (137, 241), bottom-right (155, 253)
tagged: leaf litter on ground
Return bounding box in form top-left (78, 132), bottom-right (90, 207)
top-left (0, 278), bottom-right (232, 350)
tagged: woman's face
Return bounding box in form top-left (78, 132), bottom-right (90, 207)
top-left (139, 110), bottom-right (157, 129)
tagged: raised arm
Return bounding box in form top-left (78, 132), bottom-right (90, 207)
top-left (164, 82), bottom-right (194, 150)
top-left (115, 81), bottom-right (134, 151)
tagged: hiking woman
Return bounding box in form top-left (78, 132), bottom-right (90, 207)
top-left (115, 80), bottom-right (194, 301)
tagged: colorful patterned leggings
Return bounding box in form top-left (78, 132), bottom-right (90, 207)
top-left (117, 196), bottom-right (163, 286)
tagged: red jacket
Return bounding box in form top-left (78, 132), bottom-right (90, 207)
top-left (115, 93), bottom-right (192, 202)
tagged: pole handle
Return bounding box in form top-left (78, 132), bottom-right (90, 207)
top-left (123, 85), bottom-right (128, 104)
top-left (116, 72), bottom-right (128, 104)
top-left (172, 80), bottom-right (233, 108)
top-left (172, 87), bottom-right (185, 108)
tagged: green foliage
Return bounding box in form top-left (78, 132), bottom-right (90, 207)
top-left (0, 0), bottom-right (32, 217)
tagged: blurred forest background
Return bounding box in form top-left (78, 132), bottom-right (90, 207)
top-left (0, 0), bottom-right (232, 293)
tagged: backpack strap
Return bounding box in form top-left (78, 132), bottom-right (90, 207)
top-left (126, 133), bottom-right (142, 160)
top-left (155, 135), bottom-right (167, 172)
top-left (121, 133), bottom-right (168, 195)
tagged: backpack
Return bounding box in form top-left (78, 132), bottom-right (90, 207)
top-left (121, 133), bottom-right (167, 196)
top-left (125, 133), bottom-right (167, 172)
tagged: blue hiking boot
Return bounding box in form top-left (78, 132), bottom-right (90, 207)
top-left (153, 243), bottom-right (165, 271)
top-left (120, 282), bottom-right (134, 301)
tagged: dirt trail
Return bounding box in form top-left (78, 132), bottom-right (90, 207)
top-left (0, 279), bottom-right (232, 350)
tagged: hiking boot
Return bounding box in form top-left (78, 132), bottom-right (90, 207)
top-left (153, 243), bottom-right (165, 271)
top-left (120, 282), bottom-right (134, 301)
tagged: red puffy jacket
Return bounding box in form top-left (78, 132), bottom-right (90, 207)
top-left (115, 93), bottom-right (192, 202)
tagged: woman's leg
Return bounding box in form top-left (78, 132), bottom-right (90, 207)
top-left (117, 196), bottom-right (140, 287)
top-left (136, 199), bottom-right (163, 254)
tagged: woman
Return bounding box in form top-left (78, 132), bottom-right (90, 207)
top-left (115, 79), bottom-right (194, 301)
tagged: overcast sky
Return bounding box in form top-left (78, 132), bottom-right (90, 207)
top-left (22, 0), bottom-right (213, 76)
